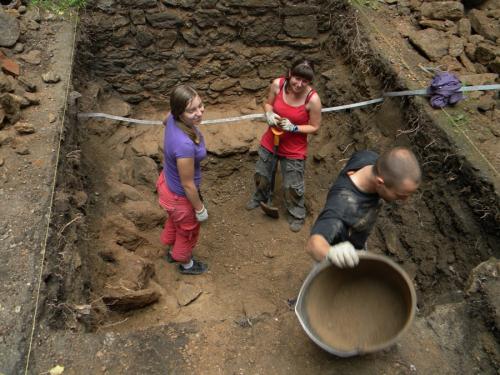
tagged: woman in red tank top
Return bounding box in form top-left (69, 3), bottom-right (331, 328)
top-left (247, 59), bottom-right (322, 232)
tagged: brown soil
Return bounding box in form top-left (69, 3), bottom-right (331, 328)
top-left (2, 1), bottom-right (499, 374)
top-left (38, 77), bottom-right (497, 373)
top-left (31, 51), bottom-right (499, 373)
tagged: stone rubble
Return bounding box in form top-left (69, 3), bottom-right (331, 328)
top-left (78, 2), bottom-right (332, 105)
top-left (0, 8), bottom-right (49, 143)
top-left (387, 0), bottom-right (500, 115)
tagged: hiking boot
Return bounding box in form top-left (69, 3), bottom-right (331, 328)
top-left (178, 259), bottom-right (208, 275)
top-left (164, 251), bottom-right (177, 263)
top-left (245, 199), bottom-right (261, 210)
top-left (289, 218), bottom-right (304, 232)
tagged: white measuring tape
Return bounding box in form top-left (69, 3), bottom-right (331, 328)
top-left (77, 84), bottom-right (500, 126)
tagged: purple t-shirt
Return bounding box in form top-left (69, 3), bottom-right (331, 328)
top-left (163, 114), bottom-right (207, 196)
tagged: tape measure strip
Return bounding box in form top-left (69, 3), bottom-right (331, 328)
top-left (77, 84), bottom-right (500, 126)
top-left (383, 84), bottom-right (500, 97)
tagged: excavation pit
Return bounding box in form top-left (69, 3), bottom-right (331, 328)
top-left (23, 1), bottom-right (500, 374)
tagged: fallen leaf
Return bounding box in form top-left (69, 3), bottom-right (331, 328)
top-left (49, 365), bottom-right (64, 375)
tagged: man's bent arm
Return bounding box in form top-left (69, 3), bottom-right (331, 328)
top-left (306, 234), bottom-right (331, 262)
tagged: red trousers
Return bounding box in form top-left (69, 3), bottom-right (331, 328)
top-left (156, 173), bottom-right (200, 262)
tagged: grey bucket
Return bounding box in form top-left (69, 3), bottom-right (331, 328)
top-left (295, 252), bottom-right (416, 357)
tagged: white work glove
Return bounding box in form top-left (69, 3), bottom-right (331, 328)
top-left (195, 205), bottom-right (208, 222)
top-left (265, 111), bottom-right (280, 126)
top-left (327, 241), bottom-right (359, 268)
top-left (279, 118), bottom-right (299, 132)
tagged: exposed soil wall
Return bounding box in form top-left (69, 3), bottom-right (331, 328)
top-left (329, 1), bottom-right (500, 240)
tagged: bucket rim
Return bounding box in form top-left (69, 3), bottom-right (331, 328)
top-left (295, 251), bottom-right (417, 357)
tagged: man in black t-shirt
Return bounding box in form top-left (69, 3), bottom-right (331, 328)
top-left (306, 147), bottom-right (421, 268)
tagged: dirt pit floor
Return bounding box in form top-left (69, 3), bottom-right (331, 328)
top-left (32, 66), bottom-right (499, 373)
top-left (24, 4), bottom-right (500, 374)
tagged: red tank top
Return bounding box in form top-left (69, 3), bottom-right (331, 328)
top-left (260, 77), bottom-right (316, 160)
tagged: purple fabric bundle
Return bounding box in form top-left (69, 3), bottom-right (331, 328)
top-left (428, 72), bottom-right (464, 109)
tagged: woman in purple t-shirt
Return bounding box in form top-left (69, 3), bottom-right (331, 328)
top-left (156, 85), bottom-right (208, 275)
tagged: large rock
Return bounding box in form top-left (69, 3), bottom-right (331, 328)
top-left (0, 52), bottom-right (20, 77)
top-left (19, 50), bottom-right (42, 65)
top-left (130, 136), bottom-right (160, 159)
top-left (239, 78), bottom-right (268, 91)
top-left (420, 1), bottom-right (464, 21)
top-left (466, 258), bottom-right (500, 332)
top-left (181, 27), bottom-right (200, 46)
top-left (459, 53), bottom-right (476, 73)
top-left (225, 59), bottom-right (253, 78)
top-left (121, 0), bottom-right (157, 7)
top-left (175, 283), bottom-right (202, 306)
top-left (408, 28), bottom-right (449, 61)
top-left (0, 11), bottom-right (20, 47)
top-left (41, 71), bottom-right (61, 84)
top-left (119, 256), bottom-right (155, 290)
top-left (193, 9), bottom-right (222, 28)
top-left (162, 0), bottom-right (197, 8)
top-left (242, 16), bottom-right (281, 44)
top-left (146, 13), bottom-right (182, 28)
top-left (448, 35), bottom-right (464, 57)
top-left (466, 257), bottom-right (499, 293)
top-left (0, 93), bottom-right (21, 124)
top-left (223, 0), bottom-right (278, 7)
top-left (106, 215), bottom-right (150, 251)
top-left (114, 81), bottom-right (142, 94)
top-left (426, 302), bottom-right (467, 355)
top-left (469, 9), bottom-right (500, 42)
top-left (14, 122), bottom-right (35, 135)
top-left (103, 287), bottom-right (160, 312)
top-left (122, 200), bottom-right (164, 230)
top-left (258, 63), bottom-right (283, 79)
top-left (135, 29), bottom-right (155, 48)
top-left (488, 56), bottom-right (500, 74)
top-left (419, 19), bottom-right (457, 33)
top-left (210, 78), bottom-right (238, 91)
top-left (281, 5), bottom-right (319, 15)
top-left (130, 9), bottom-right (145, 25)
top-left (0, 72), bottom-right (13, 92)
top-left (108, 181), bottom-right (143, 203)
top-left (439, 55), bottom-right (464, 72)
top-left (474, 42), bottom-right (500, 64)
top-left (131, 156), bottom-right (159, 187)
top-left (464, 42), bottom-right (477, 61)
top-left (283, 15), bottom-right (318, 38)
top-left (103, 14), bottom-right (130, 29)
top-left (459, 73), bottom-right (498, 85)
top-left (457, 18), bottom-right (471, 38)
top-left (98, 95), bottom-right (131, 117)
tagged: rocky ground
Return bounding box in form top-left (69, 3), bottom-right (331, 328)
top-left (0, 0), bottom-right (499, 374)
top-left (381, 0), bottom-right (500, 175)
top-left (0, 3), bottom-right (77, 374)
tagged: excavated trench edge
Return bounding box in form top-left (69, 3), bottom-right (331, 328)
top-left (329, 1), bottom-right (499, 235)
top-left (32, 0), bottom-right (500, 368)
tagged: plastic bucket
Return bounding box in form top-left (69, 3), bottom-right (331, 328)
top-left (295, 252), bottom-right (416, 357)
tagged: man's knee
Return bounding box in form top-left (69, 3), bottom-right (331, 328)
top-left (285, 183), bottom-right (304, 203)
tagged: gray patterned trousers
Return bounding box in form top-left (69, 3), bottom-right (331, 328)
top-left (251, 146), bottom-right (306, 220)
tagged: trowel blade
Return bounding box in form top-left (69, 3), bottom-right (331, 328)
top-left (260, 201), bottom-right (279, 219)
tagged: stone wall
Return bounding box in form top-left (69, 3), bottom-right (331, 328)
top-left (77, 0), bottom-right (334, 104)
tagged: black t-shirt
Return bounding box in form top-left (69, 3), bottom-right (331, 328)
top-left (311, 150), bottom-right (383, 249)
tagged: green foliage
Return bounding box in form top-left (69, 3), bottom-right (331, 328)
top-left (29, 0), bottom-right (86, 13)
top-left (449, 113), bottom-right (469, 128)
